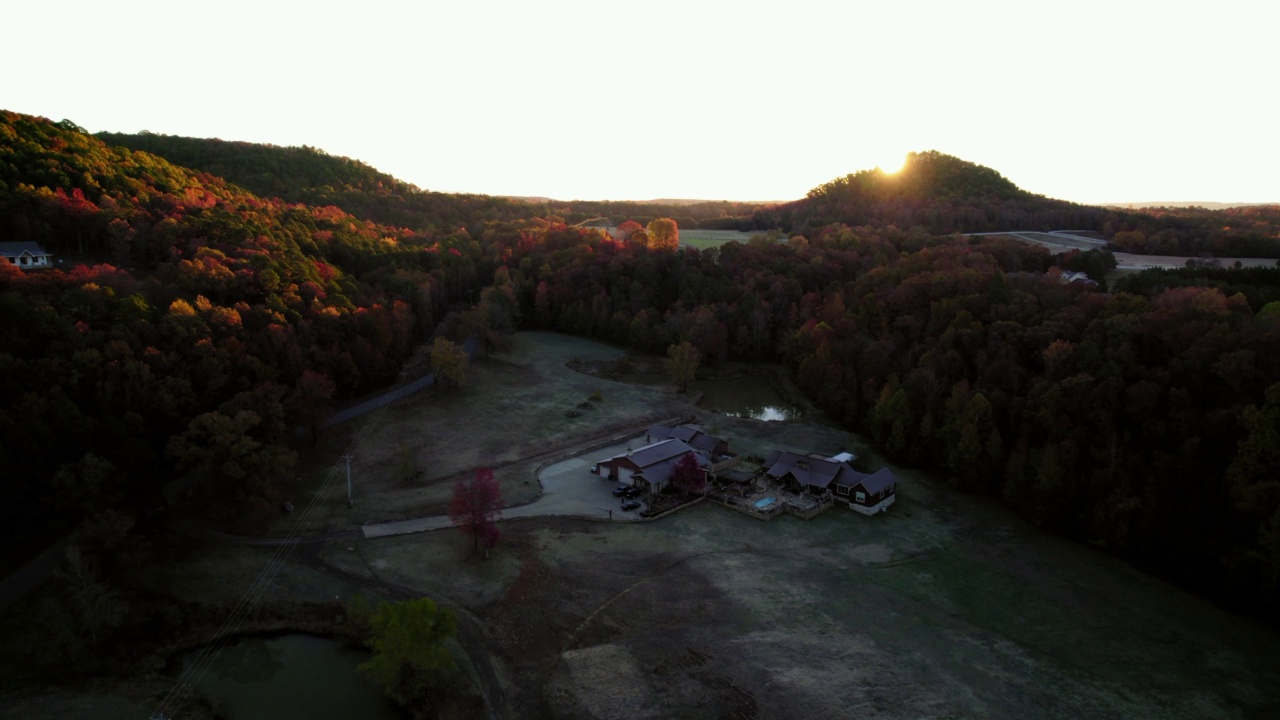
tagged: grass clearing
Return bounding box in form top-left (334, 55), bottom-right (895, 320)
top-left (331, 329), bottom-right (1280, 717)
top-left (678, 229), bottom-right (759, 249)
top-left (252, 332), bottom-right (693, 535)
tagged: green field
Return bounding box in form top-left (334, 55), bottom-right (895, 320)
top-left (678, 228), bottom-right (761, 249)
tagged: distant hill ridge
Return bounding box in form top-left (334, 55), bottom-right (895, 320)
top-left (750, 150), bottom-right (1111, 235)
top-left (95, 131), bottom-right (542, 232)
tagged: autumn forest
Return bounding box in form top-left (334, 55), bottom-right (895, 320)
top-left (3, 106), bottom-right (1280, 639)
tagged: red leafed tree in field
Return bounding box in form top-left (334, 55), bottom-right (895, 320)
top-left (671, 452), bottom-right (706, 494)
top-left (449, 468), bottom-right (503, 557)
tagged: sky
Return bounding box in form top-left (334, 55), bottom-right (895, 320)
top-left (4, 1), bottom-right (1278, 204)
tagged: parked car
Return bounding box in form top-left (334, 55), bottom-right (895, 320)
top-left (623, 486), bottom-right (644, 499)
top-left (612, 486), bottom-right (631, 497)
top-left (621, 499), bottom-right (642, 511)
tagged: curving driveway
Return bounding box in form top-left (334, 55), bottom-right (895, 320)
top-left (361, 436), bottom-right (649, 538)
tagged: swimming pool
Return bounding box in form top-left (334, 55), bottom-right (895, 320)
top-left (754, 497), bottom-right (776, 509)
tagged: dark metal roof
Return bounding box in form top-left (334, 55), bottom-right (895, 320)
top-left (646, 423), bottom-right (674, 438)
top-left (0, 241), bottom-right (51, 257)
top-left (621, 438), bottom-right (708, 487)
top-left (765, 451), bottom-right (849, 488)
top-left (647, 424), bottom-right (726, 456)
top-left (858, 467), bottom-right (896, 494)
top-left (623, 438), bottom-right (697, 469)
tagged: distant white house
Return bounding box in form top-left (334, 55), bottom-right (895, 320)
top-left (0, 242), bottom-right (52, 270)
top-left (1059, 270), bottom-right (1098, 287)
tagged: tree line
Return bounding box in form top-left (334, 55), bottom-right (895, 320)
top-left (473, 217), bottom-right (1280, 618)
top-left (0, 112), bottom-right (504, 549)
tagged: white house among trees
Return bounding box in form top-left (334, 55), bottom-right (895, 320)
top-left (0, 241), bottom-right (52, 270)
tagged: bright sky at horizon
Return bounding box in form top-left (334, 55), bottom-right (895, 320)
top-left (4, 1), bottom-right (1277, 204)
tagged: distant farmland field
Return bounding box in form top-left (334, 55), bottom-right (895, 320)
top-left (594, 227), bottom-right (762, 250)
top-left (679, 229), bottom-right (759, 249)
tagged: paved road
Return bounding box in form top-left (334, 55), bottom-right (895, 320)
top-left (362, 435), bottom-right (650, 538)
top-left (327, 337), bottom-right (477, 427)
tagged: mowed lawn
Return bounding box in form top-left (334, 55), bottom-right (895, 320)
top-left (678, 228), bottom-right (761, 250)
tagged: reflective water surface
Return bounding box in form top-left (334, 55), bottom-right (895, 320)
top-left (690, 377), bottom-right (802, 422)
top-left (180, 634), bottom-right (400, 720)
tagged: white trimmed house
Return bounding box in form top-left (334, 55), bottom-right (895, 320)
top-left (0, 242), bottom-right (53, 270)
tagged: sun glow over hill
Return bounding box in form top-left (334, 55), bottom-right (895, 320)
top-left (877, 152), bottom-right (906, 174)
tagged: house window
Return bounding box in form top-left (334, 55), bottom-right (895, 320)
top-left (855, 491), bottom-right (866, 503)
top-left (835, 485), bottom-right (849, 497)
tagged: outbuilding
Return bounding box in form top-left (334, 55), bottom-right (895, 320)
top-left (597, 438), bottom-right (708, 494)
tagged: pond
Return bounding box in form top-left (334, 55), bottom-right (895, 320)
top-left (176, 634), bottom-right (400, 720)
top-left (690, 376), bottom-right (802, 422)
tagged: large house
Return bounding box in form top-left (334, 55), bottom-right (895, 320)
top-left (0, 242), bottom-right (52, 270)
top-left (762, 450), bottom-right (896, 514)
top-left (597, 438), bottom-right (709, 494)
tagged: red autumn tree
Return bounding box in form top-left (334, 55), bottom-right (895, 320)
top-left (448, 468), bottom-right (503, 557)
top-left (671, 452), bottom-right (706, 494)
top-left (616, 220), bottom-right (643, 243)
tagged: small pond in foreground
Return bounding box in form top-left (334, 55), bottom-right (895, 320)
top-left (690, 377), bottom-right (803, 422)
top-left (177, 634), bottom-right (400, 720)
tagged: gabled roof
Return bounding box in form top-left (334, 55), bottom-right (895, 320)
top-left (621, 438), bottom-right (708, 488)
top-left (765, 451), bottom-right (851, 489)
top-left (858, 467), bottom-right (896, 495)
top-left (0, 241), bottom-right (51, 258)
top-left (647, 424), bottom-right (726, 455)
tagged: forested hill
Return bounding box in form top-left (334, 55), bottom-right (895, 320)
top-left (95, 131), bottom-right (542, 233)
top-left (95, 132), bottom-right (772, 232)
top-left (754, 150), bottom-right (1113, 235)
top-left (0, 110), bottom-right (496, 552)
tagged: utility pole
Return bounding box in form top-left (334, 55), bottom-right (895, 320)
top-left (343, 454), bottom-right (354, 508)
